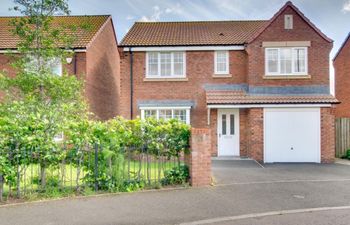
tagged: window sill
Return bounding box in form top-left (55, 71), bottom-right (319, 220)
top-left (143, 77), bottom-right (188, 82)
top-left (213, 74), bottom-right (232, 78)
top-left (263, 75), bottom-right (311, 80)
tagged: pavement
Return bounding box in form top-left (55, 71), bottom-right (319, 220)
top-left (0, 160), bottom-right (350, 225)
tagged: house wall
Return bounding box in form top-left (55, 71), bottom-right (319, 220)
top-left (86, 18), bottom-right (120, 120)
top-left (334, 37), bottom-right (350, 118)
top-left (247, 6), bottom-right (332, 87)
top-left (119, 50), bottom-right (248, 125)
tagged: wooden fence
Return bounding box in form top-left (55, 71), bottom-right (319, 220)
top-left (335, 118), bottom-right (350, 157)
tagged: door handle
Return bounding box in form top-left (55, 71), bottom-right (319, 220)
top-left (291, 147), bottom-right (294, 150)
top-left (219, 133), bottom-right (221, 137)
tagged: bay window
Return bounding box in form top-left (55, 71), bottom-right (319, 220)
top-left (146, 52), bottom-right (186, 78)
top-left (141, 108), bottom-right (190, 124)
top-left (265, 47), bottom-right (307, 75)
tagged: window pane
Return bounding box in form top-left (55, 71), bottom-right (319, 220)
top-left (160, 52), bottom-right (171, 76)
top-left (294, 48), bottom-right (306, 73)
top-left (216, 51), bottom-right (228, 73)
top-left (222, 114), bottom-right (227, 135)
top-left (173, 52), bottom-right (184, 76)
top-left (159, 109), bottom-right (172, 120)
top-left (144, 110), bottom-right (157, 119)
top-left (280, 48), bottom-right (292, 74)
top-left (148, 52), bottom-right (158, 76)
top-left (49, 58), bottom-right (62, 76)
top-left (267, 49), bottom-right (278, 73)
top-left (230, 114), bottom-right (235, 135)
top-left (173, 109), bottom-right (186, 123)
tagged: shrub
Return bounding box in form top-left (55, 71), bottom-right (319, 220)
top-left (161, 165), bottom-right (189, 185)
top-left (347, 149), bottom-right (350, 160)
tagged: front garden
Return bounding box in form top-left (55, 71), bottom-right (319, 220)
top-left (0, 117), bottom-right (191, 203)
top-left (0, 0), bottom-right (191, 203)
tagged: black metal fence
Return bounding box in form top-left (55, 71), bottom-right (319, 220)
top-left (0, 144), bottom-right (185, 202)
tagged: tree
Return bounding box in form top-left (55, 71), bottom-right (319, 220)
top-left (0, 0), bottom-right (88, 193)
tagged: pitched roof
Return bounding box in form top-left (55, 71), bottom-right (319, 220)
top-left (248, 1), bottom-right (333, 43)
top-left (333, 32), bottom-right (350, 61)
top-left (120, 20), bottom-right (268, 46)
top-left (120, 1), bottom-right (332, 47)
top-left (206, 90), bottom-right (339, 105)
top-left (0, 15), bottom-right (111, 49)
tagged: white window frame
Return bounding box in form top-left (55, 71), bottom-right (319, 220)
top-left (214, 50), bottom-right (229, 74)
top-left (140, 107), bottom-right (190, 124)
top-left (265, 47), bottom-right (308, 76)
top-left (146, 52), bottom-right (186, 78)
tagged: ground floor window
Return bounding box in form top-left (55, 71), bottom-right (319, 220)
top-left (141, 108), bottom-right (190, 124)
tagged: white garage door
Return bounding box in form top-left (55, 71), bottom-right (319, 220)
top-left (264, 108), bottom-right (320, 163)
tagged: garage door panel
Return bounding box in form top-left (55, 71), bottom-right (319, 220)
top-left (264, 108), bottom-right (320, 163)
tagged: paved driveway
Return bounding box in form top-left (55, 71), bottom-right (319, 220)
top-left (0, 160), bottom-right (350, 225)
top-left (212, 159), bottom-right (350, 185)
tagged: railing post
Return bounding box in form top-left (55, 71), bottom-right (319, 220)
top-left (94, 143), bottom-right (98, 192)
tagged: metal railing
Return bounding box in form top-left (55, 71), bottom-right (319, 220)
top-left (0, 144), bottom-right (184, 202)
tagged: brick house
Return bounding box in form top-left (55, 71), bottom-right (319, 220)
top-left (0, 15), bottom-right (120, 120)
top-left (119, 1), bottom-right (338, 163)
top-left (334, 32), bottom-right (350, 118)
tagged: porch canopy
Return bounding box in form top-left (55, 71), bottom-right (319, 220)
top-left (204, 84), bottom-right (339, 125)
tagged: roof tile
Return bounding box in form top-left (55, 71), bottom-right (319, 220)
top-left (120, 20), bottom-right (268, 46)
top-left (0, 15), bottom-right (110, 49)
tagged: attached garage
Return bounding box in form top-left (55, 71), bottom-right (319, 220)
top-left (264, 108), bottom-right (321, 163)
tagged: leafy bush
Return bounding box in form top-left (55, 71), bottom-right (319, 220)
top-left (347, 149), bottom-right (350, 160)
top-left (161, 165), bottom-right (190, 185)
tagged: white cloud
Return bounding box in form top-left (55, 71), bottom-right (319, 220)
top-left (343, 0), bottom-right (350, 13)
top-left (138, 5), bottom-right (161, 22)
top-left (138, 3), bottom-right (184, 22)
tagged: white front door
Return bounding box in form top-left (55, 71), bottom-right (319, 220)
top-left (218, 109), bottom-right (240, 156)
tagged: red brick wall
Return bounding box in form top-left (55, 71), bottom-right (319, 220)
top-left (247, 108), bottom-right (264, 162)
top-left (334, 37), bottom-right (350, 118)
top-left (321, 107), bottom-right (335, 163)
top-left (119, 50), bottom-right (248, 123)
top-left (247, 6), bottom-right (332, 87)
top-left (186, 128), bottom-right (212, 187)
top-left (239, 109), bottom-right (249, 157)
top-left (86, 18), bottom-right (120, 120)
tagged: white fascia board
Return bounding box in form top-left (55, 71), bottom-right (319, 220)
top-left (124, 45), bottom-right (245, 52)
top-left (207, 104), bottom-right (331, 109)
top-left (139, 106), bottom-right (191, 110)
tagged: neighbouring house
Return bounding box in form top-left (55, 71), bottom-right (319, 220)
top-left (0, 15), bottom-right (120, 120)
top-left (119, 1), bottom-right (338, 163)
top-left (334, 32), bottom-right (350, 118)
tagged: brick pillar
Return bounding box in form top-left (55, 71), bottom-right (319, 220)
top-left (185, 128), bottom-right (212, 187)
top-left (248, 108), bottom-right (264, 162)
top-left (321, 107), bottom-right (335, 163)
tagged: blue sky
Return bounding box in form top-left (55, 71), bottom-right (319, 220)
top-left (0, 0), bottom-right (349, 57)
top-left (1, 0), bottom-right (350, 92)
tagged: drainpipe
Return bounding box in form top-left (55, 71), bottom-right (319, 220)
top-left (73, 53), bottom-right (77, 75)
top-left (129, 48), bottom-right (134, 119)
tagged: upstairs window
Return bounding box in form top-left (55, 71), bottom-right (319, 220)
top-left (214, 51), bottom-right (229, 74)
top-left (146, 52), bottom-right (185, 78)
top-left (265, 47), bottom-right (307, 75)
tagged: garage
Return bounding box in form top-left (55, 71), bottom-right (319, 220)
top-left (264, 108), bottom-right (321, 163)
